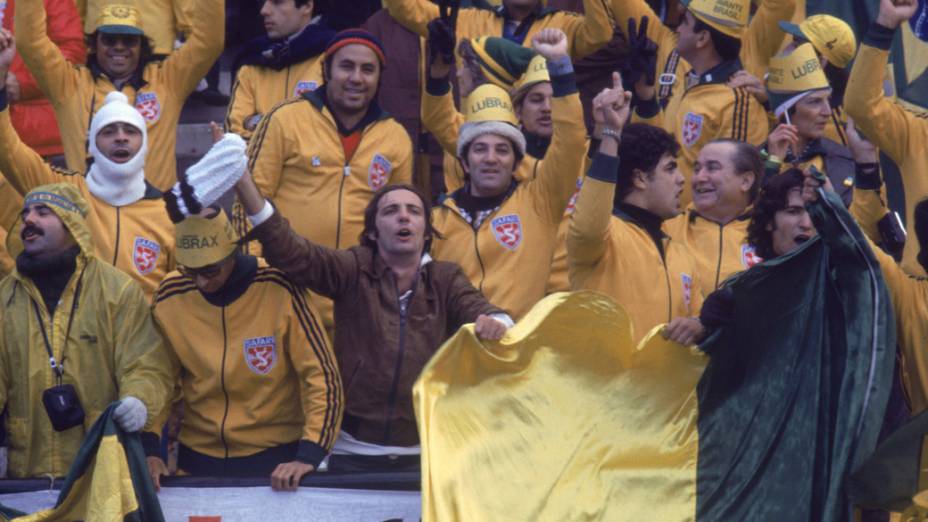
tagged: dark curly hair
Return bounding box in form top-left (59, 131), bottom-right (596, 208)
top-left (360, 184), bottom-right (443, 254)
top-left (615, 123), bottom-right (680, 204)
top-left (746, 168), bottom-right (805, 260)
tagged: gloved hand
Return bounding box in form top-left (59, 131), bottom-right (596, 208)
top-left (426, 0), bottom-right (458, 67)
top-left (622, 17), bottom-right (658, 88)
top-left (114, 396), bottom-right (148, 433)
top-left (164, 132), bottom-right (247, 223)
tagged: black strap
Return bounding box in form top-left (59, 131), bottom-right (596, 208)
top-left (29, 267), bottom-right (86, 384)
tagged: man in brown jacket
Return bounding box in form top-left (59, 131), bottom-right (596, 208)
top-left (235, 170), bottom-right (511, 471)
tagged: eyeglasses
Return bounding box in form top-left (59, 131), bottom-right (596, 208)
top-left (99, 33), bottom-right (142, 48)
top-left (179, 263), bottom-right (223, 279)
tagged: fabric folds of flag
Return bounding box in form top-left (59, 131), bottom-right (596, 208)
top-left (13, 403), bottom-right (164, 522)
top-left (415, 192), bottom-right (895, 521)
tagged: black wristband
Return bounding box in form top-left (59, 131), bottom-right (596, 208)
top-left (854, 162), bottom-right (882, 190)
top-left (864, 23), bottom-right (895, 50)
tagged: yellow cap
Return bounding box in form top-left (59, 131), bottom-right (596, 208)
top-left (462, 84), bottom-right (519, 126)
top-left (175, 211), bottom-right (238, 268)
top-left (682, 0), bottom-right (750, 38)
top-left (779, 15), bottom-right (856, 68)
top-left (513, 55), bottom-right (551, 92)
top-left (95, 4), bottom-right (143, 35)
top-left (766, 44), bottom-right (830, 116)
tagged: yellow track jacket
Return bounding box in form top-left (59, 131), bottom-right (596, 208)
top-left (225, 56), bottom-right (324, 141)
top-left (0, 204), bottom-right (172, 477)
top-left (15, 0), bottom-right (224, 191)
top-left (246, 88), bottom-right (413, 329)
top-left (153, 258), bottom-right (343, 465)
top-left (430, 74), bottom-right (586, 319)
top-left (385, 0), bottom-right (613, 60)
top-left (663, 207), bottom-right (758, 297)
top-left (568, 154), bottom-right (704, 344)
top-left (610, 0), bottom-right (795, 109)
top-left (850, 187), bottom-right (928, 412)
top-left (845, 28), bottom-right (928, 277)
top-left (0, 107), bottom-right (175, 301)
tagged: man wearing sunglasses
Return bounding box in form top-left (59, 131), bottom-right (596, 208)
top-left (14, 1), bottom-right (223, 191)
top-left (150, 208), bottom-right (342, 490)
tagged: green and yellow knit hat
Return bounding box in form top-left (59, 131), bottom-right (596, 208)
top-left (175, 209), bottom-right (239, 269)
top-left (7, 183), bottom-right (93, 259)
top-left (464, 36), bottom-right (536, 90)
top-left (680, 0), bottom-right (750, 38)
top-left (766, 43), bottom-right (830, 118)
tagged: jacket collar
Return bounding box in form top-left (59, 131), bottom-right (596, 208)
top-left (358, 245), bottom-right (433, 280)
top-left (687, 205), bottom-right (753, 224)
top-left (141, 182), bottom-right (162, 200)
top-left (233, 19), bottom-right (336, 72)
top-left (523, 130), bottom-right (550, 159)
top-left (494, 2), bottom-right (555, 19)
top-left (687, 59), bottom-right (743, 88)
top-left (200, 254), bottom-right (258, 307)
top-left (304, 88), bottom-right (389, 135)
top-left (614, 202), bottom-right (668, 258)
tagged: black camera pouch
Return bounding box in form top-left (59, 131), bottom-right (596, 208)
top-left (42, 384), bottom-right (85, 431)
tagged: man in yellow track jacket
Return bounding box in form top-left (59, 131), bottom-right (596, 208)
top-left (430, 29), bottom-right (586, 319)
top-left (0, 43), bottom-right (175, 301)
top-left (386, 0), bottom-right (613, 61)
top-left (664, 139), bottom-right (762, 297)
top-left (0, 176), bottom-right (20, 277)
top-left (245, 29), bottom-right (413, 332)
top-left (15, 0), bottom-right (223, 191)
top-left (0, 183), bottom-right (172, 478)
top-left (844, 0), bottom-right (927, 277)
top-left (151, 209), bottom-right (342, 490)
top-left (225, 0), bottom-right (336, 141)
top-left (569, 85), bottom-right (705, 346)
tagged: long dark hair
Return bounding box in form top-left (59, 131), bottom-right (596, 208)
top-left (360, 184), bottom-right (443, 254)
top-left (85, 31), bottom-right (159, 71)
top-left (746, 168), bottom-right (805, 259)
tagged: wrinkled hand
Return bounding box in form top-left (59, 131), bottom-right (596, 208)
top-left (271, 460), bottom-right (315, 491)
top-left (766, 123), bottom-right (798, 159)
top-left (474, 314), bottom-right (508, 341)
top-left (876, 0), bottom-right (917, 29)
top-left (147, 456), bottom-right (169, 491)
top-left (662, 317), bottom-right (707, 346)
top-left (845, 117), bottom-right (878, 163)
top-left (0, 29), bottom-right (15, 79)
top-left (531, 28), bottom-right (568, 62)
top-left (623, 17), bottom-right (658, 99)
top-left (728, 70), bottom-right (767, 104)
top-left (114, 396), bottom-right (148, 433)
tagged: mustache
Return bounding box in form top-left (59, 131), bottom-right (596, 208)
top-left (21, 225), bottom-right (43, 239)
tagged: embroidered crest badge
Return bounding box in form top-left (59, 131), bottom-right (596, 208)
top-left (681, 273), bottom-right (693, 309)
top-left (133, 237), bottom-right (160, 275)
top-left (741, 244), bottom-right (763, 268)
top-left (243, 336), bottom-right (277, 375)
top-left (491, 214), bottom-right (523, 250)
top-left (293, 80), bottom-right (319, 97)
top-left (368, 153), bottom-right (392, 190)
top-left (134, 92), bottom-right (161, 124)
top-left (682, 112), bottom-right (704, 147)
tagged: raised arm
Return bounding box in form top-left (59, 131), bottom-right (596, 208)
top-left (557, 0), bottom-right (613, 60)
top-left (384, 0), bottom-right (442, 38)
top-left (740, 0), bottom-right (796, 77)
top-left (844, 0), bottom-right (922, 164)
top-left (13, 0), bottom-right (82, 103)
top-left (526, 30), bottom-right (588, 223)
top-left (158, 0), bottom-right (224, 100)
top-left (0, 37), bottom-right (72, 194)
top-left (567, 79), bottom-right (630, 289)
top-left (236, 170), bottom-right (358, 297)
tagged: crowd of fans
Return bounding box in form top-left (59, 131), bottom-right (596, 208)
top-left (0, 0), bottom-right (925, 509)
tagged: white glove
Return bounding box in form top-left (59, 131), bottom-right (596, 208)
top-left (113, 396), bottom-right (147, 433)
top-left (184, 132), bottom-right (247, 208)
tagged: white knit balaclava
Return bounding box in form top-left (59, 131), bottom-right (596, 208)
top-left (85, 91), bottom-right (148, 207)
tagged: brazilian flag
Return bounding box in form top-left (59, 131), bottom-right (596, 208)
top-left (808, 0), bottom-right (928, 110)
top-left (415, 192), bottom-right (894, 521)
top-left (7, 403), bottom-right (164, 521)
